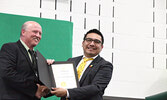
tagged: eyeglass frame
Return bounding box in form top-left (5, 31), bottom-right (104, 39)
top-left (84, 38), bottom-right (102, 44)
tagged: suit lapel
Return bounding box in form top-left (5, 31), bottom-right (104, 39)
top-left (75, 56), bottom-right (83, 67)
top-left (79, 55), bottom-right (101, 84)
top-left (16, 40), bottom-right (33, 70)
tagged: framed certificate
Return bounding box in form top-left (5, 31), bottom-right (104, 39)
top-left (50, 61), bottom-right (79, 89)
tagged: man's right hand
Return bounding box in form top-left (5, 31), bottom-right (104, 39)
top-left (51, 87), bottom-right (67, 97)
top-left (35, 84), bottom-right (50, 98)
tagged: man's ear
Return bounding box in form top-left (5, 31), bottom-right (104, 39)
top-left (101, 44), bottom-right (103, 49)
top-left (21, 29), bottom-right (25, 36)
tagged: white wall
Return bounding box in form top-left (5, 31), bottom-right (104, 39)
top-left (0, 0), bottom-right (167, 99)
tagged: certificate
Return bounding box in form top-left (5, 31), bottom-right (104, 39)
top-left (51, 61), bottom-right (79, 89)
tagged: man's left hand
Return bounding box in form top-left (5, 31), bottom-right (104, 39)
top-left (46, 59), bottom-right (55, 65)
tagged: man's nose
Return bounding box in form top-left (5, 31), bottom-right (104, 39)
top-left (36, 32), bottom-right (41, 37)
top-left (89, 41), bottom-right (95, 45)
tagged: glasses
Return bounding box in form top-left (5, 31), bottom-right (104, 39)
top-left (84, 38), bottom-right (102, 44)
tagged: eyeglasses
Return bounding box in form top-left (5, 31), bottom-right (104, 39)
top-left (84, 38), bottom-right (102, 44)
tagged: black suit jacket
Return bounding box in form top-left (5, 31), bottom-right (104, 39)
top-left (0, 40), bottom-right (43, 100)
top-left (61, 55), bottom-right (113, 100)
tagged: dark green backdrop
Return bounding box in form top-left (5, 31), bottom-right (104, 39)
top-left (0, 13), bottom-right (73, 100)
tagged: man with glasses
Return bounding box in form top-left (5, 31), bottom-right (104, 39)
top-left (51, 29), bottom-right (113, 100)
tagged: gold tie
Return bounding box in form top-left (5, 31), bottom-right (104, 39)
top-left (77, 57), bottom-right (93, 79)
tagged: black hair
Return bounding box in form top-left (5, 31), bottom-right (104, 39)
top-left (83, 29), bottom-right (104, 44)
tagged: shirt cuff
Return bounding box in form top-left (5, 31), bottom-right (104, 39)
top-left (66, 89), bottom-right (70, 98)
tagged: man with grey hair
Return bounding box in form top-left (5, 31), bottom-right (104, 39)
top-left (0, 21), bottom-right (50, 100)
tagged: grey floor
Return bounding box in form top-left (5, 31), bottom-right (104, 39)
top-left (103, 96), bottom-right (145, 100)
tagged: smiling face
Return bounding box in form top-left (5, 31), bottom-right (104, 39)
top-left (20, 21), bottom-right (42, 50)
top-left (82, 33), bottom-right (103, 58)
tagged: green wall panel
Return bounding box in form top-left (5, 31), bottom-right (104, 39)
top-left (0, 13), bottom-right (73, 100)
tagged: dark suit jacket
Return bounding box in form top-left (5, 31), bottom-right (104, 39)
top-left (61, 55), bottom-right (113, 100)
top-left (0, 40), bottom-right (43, 100)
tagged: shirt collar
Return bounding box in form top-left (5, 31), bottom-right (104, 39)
top-left (20, 39), bottom-right (34, 51)
top-left (83, 55), bottom-right (98, 60)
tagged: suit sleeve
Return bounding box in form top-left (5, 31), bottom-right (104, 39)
top-left (0, 44), bottom-right (37, 97)
top-left (68, 59), bottom-right (113, 99)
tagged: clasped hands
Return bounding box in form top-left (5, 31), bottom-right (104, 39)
top-left (35, 84), bottom-right (50, 99)
top-left (35, 85), bottom-right (67, 98)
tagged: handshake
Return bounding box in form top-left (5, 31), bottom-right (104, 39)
top-left (35, 84), bottom-right (52, 99)
top-left (35, 84), bottom-right (68, 99)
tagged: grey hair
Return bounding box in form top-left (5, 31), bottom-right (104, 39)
top-left (20, 21), bottom-right (39, 36)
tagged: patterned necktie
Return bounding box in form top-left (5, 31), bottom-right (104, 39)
top-left (77, 57), bottom-right (93, 80)
top-left (28, 50), bottom-right (38, 76)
